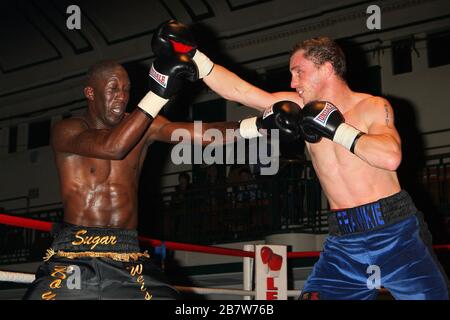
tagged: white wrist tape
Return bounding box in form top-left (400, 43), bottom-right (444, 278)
top-left (192, 50), bottom-right (214, 79)
top-left (137, 91), bottom-right (168, 118)
top-left (333, 123), bottom-right (363, 152)
top-left (239, 117), bottom-right (263, 139)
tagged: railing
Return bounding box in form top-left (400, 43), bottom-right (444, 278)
top-left (422, 128), bottom-right (450, 153)
top-left (421, 152), bottom-right (450, 217)
top-left (0, 196), bottom-right (31, 214)
top-left (149, 160), bottom-right (326, 244)
top-left (1, 151), bottom-right (449, 265)
top-left (0, 208), bottom-right (62, 264)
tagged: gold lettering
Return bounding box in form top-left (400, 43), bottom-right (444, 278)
top-left (72, 230), bottom-right (87, 246)
top-left (72, 230), bottom-right (118, 249)
top-left (144, 292), bottom-right (152, 300)
top-left (129, 264), bottom-right (143, 277)
top-left (129, 265), bottom-right (151, 300)
top-left (50, 279), bottom-right (63, 289)
top-left (84, 236), bottom-right (93, 245)
top-left (51, 266), bottom-right (68, 280)
top-left (89, 236), bottom-right (101, 249)
top-left (100, 237), bottom-right (110, 245)
top-left (42, 291), bottom-right (56, 300)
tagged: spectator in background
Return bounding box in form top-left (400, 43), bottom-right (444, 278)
top-left (280, 183), bottom-right (300, 227)
top-left (171, 172), bottom-right (193, 237)
top-left (203, 164), bottom-right (227, 237)
top-left (175, 172), bottom-right (191, 194)
top-left (227, 164), bottom-right (245, 184)
top-left (236, 167), bottom-right (258, 203)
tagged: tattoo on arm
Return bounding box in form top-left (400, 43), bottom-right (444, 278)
top-left (384, 104), bottom-right (390, 126)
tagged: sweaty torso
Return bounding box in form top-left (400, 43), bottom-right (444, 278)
top-left (306, 93), bottom-right (401, 209)
top-left (55, 129), bottom-right (150, 229)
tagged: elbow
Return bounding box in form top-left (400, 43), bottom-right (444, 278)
top-left (384, 150), bottom-right (402, 171)
top-left (106, 144), bottom-right (129, 160)
top-left (110, 151), bottom-right (126, 160)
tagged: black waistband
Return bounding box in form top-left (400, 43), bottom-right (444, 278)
top-left (327, 190), bottom-right (418, 236)
top-left (50, 223), bottom-right (140, 252)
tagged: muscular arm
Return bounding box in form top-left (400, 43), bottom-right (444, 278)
top-left (353, 98), bottom-right (402, 171)
top-left (147, 115), bottom-right (239, 145)
top-left (52, 109), bottom-right (153, 160)
top-left (203, 64), bottom-right (302, 111)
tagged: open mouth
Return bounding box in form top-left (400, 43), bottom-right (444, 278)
top-left (111, 104), bottom-right (124, 115)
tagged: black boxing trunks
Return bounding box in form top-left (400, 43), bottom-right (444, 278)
top-left (23, 223), bottom-right (179, 300)
top-left (327, 190), bottom-right (416, 236)
top-left (300, 190), bottom-right (449, 300)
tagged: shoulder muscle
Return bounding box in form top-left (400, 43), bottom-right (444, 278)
top-left (361, 96), bottom-right (396, 129)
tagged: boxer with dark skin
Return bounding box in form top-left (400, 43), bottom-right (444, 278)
top-left (23, 60), bottom-right (243, 300)
top-left (52, 61), bottom-right (238, 230)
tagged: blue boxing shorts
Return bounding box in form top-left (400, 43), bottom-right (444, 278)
top-left (300, 190), bottom-right (449, 300)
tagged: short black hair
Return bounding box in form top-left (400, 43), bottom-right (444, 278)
top-left (86, 60), bottom-right (123, 86)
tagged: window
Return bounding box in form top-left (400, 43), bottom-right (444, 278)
top-left (427, 31), bottom-right (450, 68)
top-left (28, 120), bottom-right (51, 149)
top-left (8, 126), bottom-right (17, 153)
top-left (392, 39), bottom-right (412, 74)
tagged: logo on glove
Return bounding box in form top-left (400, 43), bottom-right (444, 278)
top-left (149, 65), bottom-right (168, 88)
top-left (313, 102), bottom-right (337, 126)
top-left (262, 105), bottom-right (274, 120)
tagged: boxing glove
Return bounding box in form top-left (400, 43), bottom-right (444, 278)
top-left (239, 101), bottom-right (302, 140)
top-left (152, 20), bottom-right (197, 56)
top-left (299, 124), bottom-right (322, 144)
top-left (138, 54), bottom-right (197, 118)
top-left (152, 20), bottom-right (214, 79)
top-left (301, 101), bottom-right (365, 153)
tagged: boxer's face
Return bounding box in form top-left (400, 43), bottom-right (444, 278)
top-left (89, 66), bottom-right (130, 127)
top-left (289, 50), bottom-right (326, 104)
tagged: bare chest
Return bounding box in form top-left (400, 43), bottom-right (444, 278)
top-left (57, 142), bottom-right (148, 187)
top-left (307, 111), bottom-right (367, 176)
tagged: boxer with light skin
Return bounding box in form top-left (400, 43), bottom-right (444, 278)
top-left (158, 20), bottom-right (449, 300)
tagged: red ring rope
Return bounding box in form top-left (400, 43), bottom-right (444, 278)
top-left (1, 213), bottom-right (449, 258)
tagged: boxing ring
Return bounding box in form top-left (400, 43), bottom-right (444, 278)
top-left (0, 213), bottom-right (449, 299)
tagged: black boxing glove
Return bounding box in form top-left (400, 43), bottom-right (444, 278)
top-left (239, 101), bottom-right (302, 140)
top-left (138, 54), bottom-right (197, 118)
top-left (152, 20), bottom-right (214, 79)
top-left (301, 101), bottom-right (365, 153)
top-left (299, 124), bottom-right (322, 143)
top-left (152, 20), bottom-right (197, 56)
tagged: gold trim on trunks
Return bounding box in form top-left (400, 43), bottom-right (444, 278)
top-left (43, 248), bottom-right (150, 262)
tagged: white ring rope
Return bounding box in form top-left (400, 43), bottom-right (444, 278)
top-left (0, 270), bottom-right (300, 298)
top-left (0, 270), bottom-right (35, 284)
top-left (176, 286), bottom-right (300, 297)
